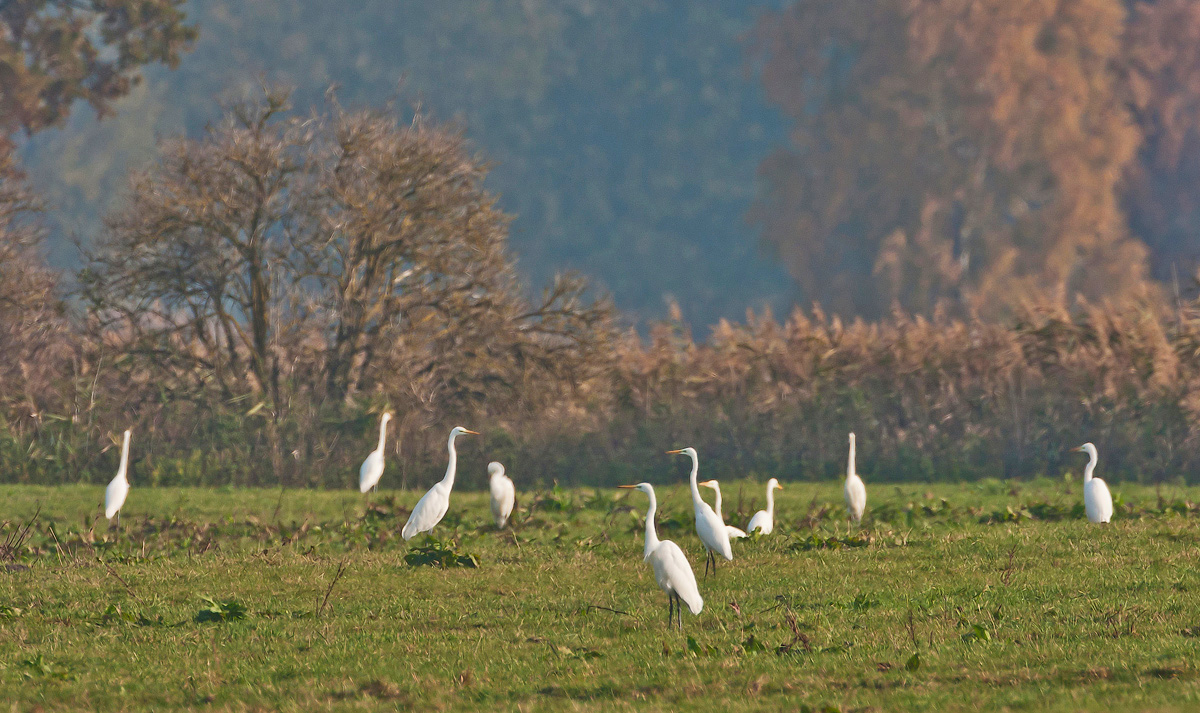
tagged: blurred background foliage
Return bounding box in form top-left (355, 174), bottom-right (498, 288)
top-left (6, 0), bottom-right (1200, 487)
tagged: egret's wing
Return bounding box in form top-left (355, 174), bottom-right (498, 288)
top-left (359, 451), bottom-right (383, 493)
top-left (105, 478), bottom-right (128, 519)
top-left (402, 484), bottom-right (450, 540)
top-left (1096, 479), bottom-right (1114, 523)
top-left (726, 526), bottom-right (747, 539)
top-left (695, 503), bottom-right (733, 560)
top-left (656, 540), bottom-right (703, 615)
top-left (747, 510), bottom-right (769, 533)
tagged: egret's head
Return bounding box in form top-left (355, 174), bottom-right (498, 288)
top-left (699, 479), bottom-right (719, 492)
top-left (123, 428), bottom-right (132, 438)
top-left (487, 461), bottom-right (505, 477)
top-left (767, 477), bottom-right (783, 491)
top-left (451, 426), bottom-right (480, 438)
top-left (381, 412), bottom-right (392, 424)
top-left (665, 447), bottom-right (698, 459)
top-left (1072, 442), bottom-right (1098, 459)
top-left (618, 482), bottom-right (654, 496)
top-left (849, 432), bottom-right (855, 444)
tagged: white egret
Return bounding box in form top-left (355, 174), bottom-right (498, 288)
top-left (401, 426), bottom-right (479, 540)
top-left (358, 412), bottom-right (393, 493)
top-left (667, 447), bottom-right (732, 578)
top-left (618, 482), bottom-right (703, 629)
top-left (844, 432), bottom-right (866, 525)
top-left (104, 429), bottom-right (132, 525)
top-left (699, 480), bottom-right (747, 539)
top-left (1072, 442), bottom-right (1114, 524)
top-left (746, 478), bottom-right (783, 535)
top-left (488, 461), bottom-right (515, 528)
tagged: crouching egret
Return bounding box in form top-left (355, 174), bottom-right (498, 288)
top-left (844, 432), bottom-right (866, 524)
top-left (359, 412), bottom-right (393, 493)
top-left (488, 461), bottom-right (515, 528)
top-left (699, 480), bottom-right (747, 539)
top-left (1072, 442), bottom-right (1113, 524)
top-left (667, 447), bottom-right (732, 578)
top-left (105, 429), bottom-right (132, 525)
top-left (747, 478), bottom-right (783, 534)
top-left (401, 427), bottom-right (479, 540)
top-left (619, 483), bottom-right (703, 629)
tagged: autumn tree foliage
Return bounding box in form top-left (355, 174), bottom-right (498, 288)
top-left (0, 0), bottom-right (195, 137)
top-left (1121, 0), bottom-right (1200, 289)
top-left (79, 90), bottom-right (617, 482)
top-left (750, 0), bottom-right (1152, 318)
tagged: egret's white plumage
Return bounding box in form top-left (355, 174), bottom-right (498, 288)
top-left (401, 427), bottom-right (478, 540)
top-left (358, 412), bottom-right (392, 493)
top-left (1073, 442), bottom-right (1114, 524)
top-left (747, 478), bottom-right (783, 535)
top-left (699, 480), bottom-right (747, 539)
top-left (668, 447), bottom-right (732, 577)
top-left (618, 482), bottom-right (703, 629)
top-left (105, 429), bottom-right (132, 522)
top-left (844, 432), bottom-right (866, 525)
top-left (488, 461), bottom-right (515, 528)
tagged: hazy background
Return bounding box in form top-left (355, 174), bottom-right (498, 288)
top-left (19, 1), bottom-right (795, 328)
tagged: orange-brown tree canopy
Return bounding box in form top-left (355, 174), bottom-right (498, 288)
top-left (750, 0), bottom-right (1152, 318)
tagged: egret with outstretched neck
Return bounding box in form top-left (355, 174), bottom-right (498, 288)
top-left (488, 461), bottom-right (515, 528)
top-left (844, 432), bottom-right (866, 525)
top-left (667, 447), bottom-right (732, 577)
top-left (747, 478), bottom-right (783, 535)
top-left (1072, 442), bottom-right (1113, 524)
top-left (618, 482), bottom-right (703, 629)
top-left (359, 412), bottom-right (392, 494)
top-left (699, 480), bottom-right (747, 539)
top-left (105, 429), bottom-right (132, 526)
top-left (402, 427), bottom-right (479, 540)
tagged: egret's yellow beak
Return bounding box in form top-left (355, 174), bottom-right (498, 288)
top-left (700, 480), bottom-right (717, 487)
top-left (1071, 446), bottom-right (1083, 452)
top-left (775, 483), bottom-right (784, 491)
top-left (666, 449), bottom-right (683, 454)
top-left (617, 485), bottom-right (638, 489)
top-left (462, 429), bottom-right (480, 435)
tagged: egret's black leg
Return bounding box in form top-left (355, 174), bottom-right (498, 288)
top-left (675, 594), bottom-right (682, 631)
top-left (666, 593), bottom-right (673, 627)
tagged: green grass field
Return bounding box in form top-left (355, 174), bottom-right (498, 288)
top-left (3, 478), bottom-right (1200, 711)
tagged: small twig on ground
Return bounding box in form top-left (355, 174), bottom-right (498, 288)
top-left (584, 605), bottom-right (630, 616)
top-left (316, 557), bottom-right (349, 618)
top-left (1000, 540), bottom-right (1018, 586)
top-left (97, 554), bottom-right (144, 605)
top-left (777, 609), bottom-right (811, 654)
top-left (0, 503), bottom-right (40, 561)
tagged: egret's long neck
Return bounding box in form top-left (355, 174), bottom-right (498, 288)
top-left (848, 437), bottom-right (856, 478)
top-left (766, 483), bottom-right (776, 516)
top-left (376, 418), bottom-right (389, 453)
top-left (442, 433), bottom-right (459, 487)
top-left (117, 432), bottom-right (131, 480)
top-left (687, 454), bottom-right (700, 501)
top-left (1084, 450), bottom-right (1096, 482)
top-left (713, 486), bottom-right (723, 518)
top-left (643, 488), bottom-right (661, 558)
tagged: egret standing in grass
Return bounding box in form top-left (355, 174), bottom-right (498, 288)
top-left (699, 480), bottom-right (747, 539)
top-left (105, 429), bottom-right (132, 526)
top-left (488, 461), bottom-right (515, 529)
top-left (402, 427), bottom-right (479, 540)
top-left (358, 412), bottom-right (392, 494)
top-left (1072, 442), bottom-right (1114, 524)
top-left (667, 447), bottom-right (732, 577)
top-left (746, 478), bottom-right (783, 535)
top-left (844, 432), bottom-right (866, 525)
top-left (619, 482), bottom-right (703, 630)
